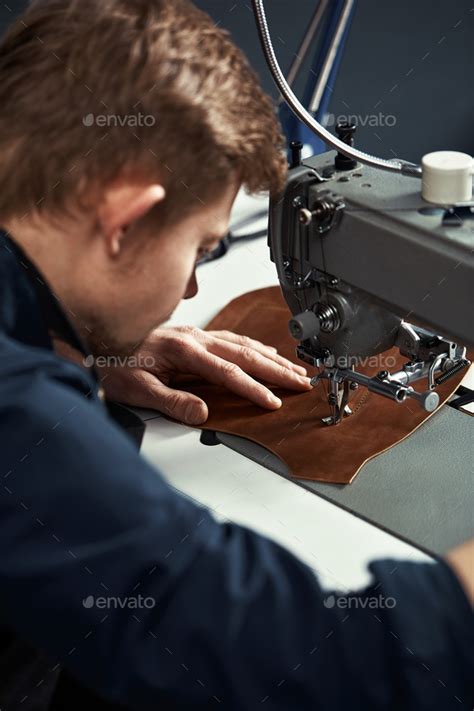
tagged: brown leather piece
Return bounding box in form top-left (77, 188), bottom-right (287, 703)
top-left (169, 287), bottom-right (472, 484)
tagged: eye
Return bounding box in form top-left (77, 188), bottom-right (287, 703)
top-left (197, 247), bottom-right (211, 261)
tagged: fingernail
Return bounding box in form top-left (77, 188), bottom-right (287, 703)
top-left (184, 402), bottom-right (207, 425)
top-left (290, 362), bottom-right (307, 374)
top-left (270, 396), bottom-right (282, 407)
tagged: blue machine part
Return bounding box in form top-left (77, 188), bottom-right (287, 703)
top-left (280, 0), bottom-right (356, 158)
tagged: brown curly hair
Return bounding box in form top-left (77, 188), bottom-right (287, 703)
top-left (0, 0), bottom-right (287, 224)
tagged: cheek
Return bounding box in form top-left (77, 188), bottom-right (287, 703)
top-left (151, 249), bottom-right (195, 303)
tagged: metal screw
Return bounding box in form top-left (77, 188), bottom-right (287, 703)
top-left (298, 208), bottom-right (313, 225)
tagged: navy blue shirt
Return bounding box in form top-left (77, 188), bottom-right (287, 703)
top-left (0, 230), bottom-right (472, 710)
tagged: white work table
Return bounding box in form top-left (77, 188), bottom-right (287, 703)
top-left (140, 192), bottom-right (432, 594)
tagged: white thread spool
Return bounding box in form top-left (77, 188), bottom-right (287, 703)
top-left (421, 151), bottom-right (474, 204)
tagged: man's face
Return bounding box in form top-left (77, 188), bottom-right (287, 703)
top-left (83, 180), bottom-right (239, 357)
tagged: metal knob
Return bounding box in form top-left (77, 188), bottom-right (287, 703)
top-left (406, 389), bottom-right (440, 412)
top-left (289, 311), bottom-right (321, 340)
top-left (290, 140), bottom-right (303, 169)
top-left (335, 120), bottom-right (357, 171)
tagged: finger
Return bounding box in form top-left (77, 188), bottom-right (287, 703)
top-left (205, 339), bottom-right (313, 394)
top-left (206, 330), bottom-right (308, 376)
top-left (191, 350), bottom-right (284, 409)
top-left (117, 369), bottom-right (209, 425)
top-left (207, 330), bottom-right (287, 360)
top-left (149, 381), bottom-right (209, 424)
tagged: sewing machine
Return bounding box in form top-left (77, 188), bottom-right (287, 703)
top-left (189, 0), bottom-right (474, 554)
top-left (196, 172), bottom-right (473, 554)
top-left (269, 143), bottom-right (473, 425)
top-left (249, 0), bottom-right (473, 425)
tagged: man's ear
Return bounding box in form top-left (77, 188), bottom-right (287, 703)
top-left (97, 182), bottom-right (166, 257)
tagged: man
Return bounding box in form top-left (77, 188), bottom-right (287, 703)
top-left (0, 0), bottom-right (472, 709)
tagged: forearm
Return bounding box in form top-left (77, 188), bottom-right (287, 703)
top-left (1, 377), bottom-right (472, 710)
top-left (117, 529), bottom-right (473, 710)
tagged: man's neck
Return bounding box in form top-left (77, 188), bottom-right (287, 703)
top-left (3, 215), bottom-right (99, 349)
top-left (4, 216), bottom-right (73, 300)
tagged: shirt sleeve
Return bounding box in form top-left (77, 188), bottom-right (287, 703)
top-left (0, 368), bottom-right (472, 710)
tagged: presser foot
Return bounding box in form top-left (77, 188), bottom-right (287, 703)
top-left (311, 372), bottom-right (354, 425)
top-left (321, 405), bottom-right (353, 427)
top-left (310, 352), bottom-right (470, 426)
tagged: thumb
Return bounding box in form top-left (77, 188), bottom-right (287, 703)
top-left (150, 380), bottom-right (209, 425)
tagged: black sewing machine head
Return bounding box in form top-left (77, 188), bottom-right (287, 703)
top-left (269, 145), bottom-right (473, 424)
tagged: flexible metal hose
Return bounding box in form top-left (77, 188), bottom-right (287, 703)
top-left (251, 0), bottom-right (422, 177)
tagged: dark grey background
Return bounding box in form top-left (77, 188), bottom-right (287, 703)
top-left (1, 1), bottom-right (473, 162)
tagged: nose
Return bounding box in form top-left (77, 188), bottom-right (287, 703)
top-left (184, 270), bottom-right (198, 299)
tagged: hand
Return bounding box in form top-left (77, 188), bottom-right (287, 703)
top-left (447, 539), bottom-right (474, 606)
top-left (100, 326), bottom-right (312, 424)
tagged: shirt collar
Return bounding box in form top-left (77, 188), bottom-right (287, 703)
top-left (0, 228), bottom-right (95, 367)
